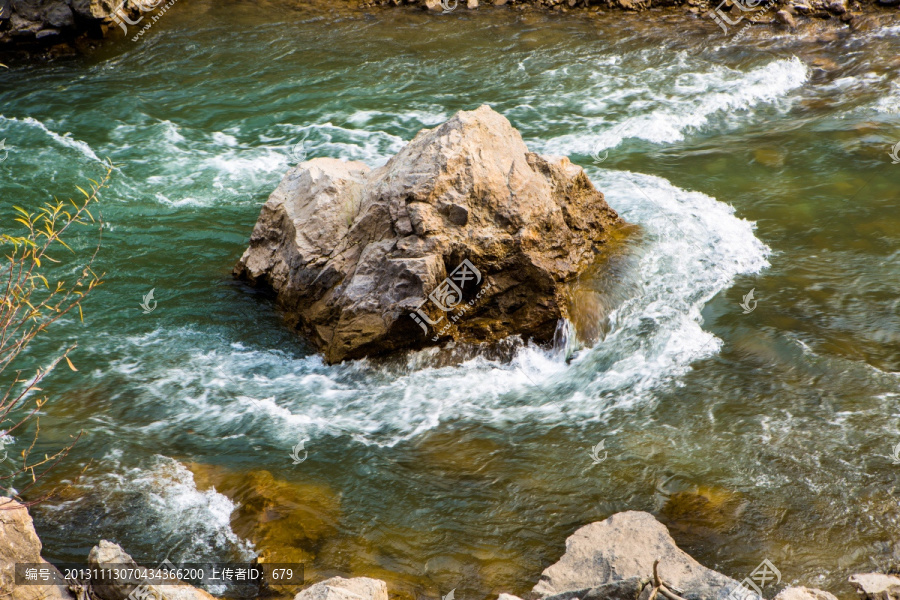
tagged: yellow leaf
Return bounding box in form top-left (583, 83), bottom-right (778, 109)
top-left (65, 357), bottom-right (77, 371)
top-left (76, 186), bottom-right (90, 199)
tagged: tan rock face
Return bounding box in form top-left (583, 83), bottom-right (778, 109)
top-left (88, 540), bottom-right (217, 600)
top-left (774, 587), bottom-right (839, 600)
top-left (0, 498), bottom-right (73, 600)
top-left (235, 105), bottom-right (624, 363)
top-left (849, 574), bottom-right (900, 600)
top-left (294, 577), bottom-right (388, 600)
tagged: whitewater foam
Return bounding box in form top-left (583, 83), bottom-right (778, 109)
top-left (536, 56), bottom-right (809, 156)
top-left (0, 115), bottom-right (104, 163)
top-left (59, 454), bottom-right (254, 561)
top-left (100, 166), bottom-right (769, 446)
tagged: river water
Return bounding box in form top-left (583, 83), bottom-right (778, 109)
top-left (0, 3), bottom-right (898, 600)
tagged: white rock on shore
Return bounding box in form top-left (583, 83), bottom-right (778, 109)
top-left (514, 511), bottom-right (839, 600)
top-left (0, 497), bottom-right (72, 600)
top-left (849, 573), bottom-right (900, 600)
top-left (532, 511), bottom-right (737, 600)
top-left (774, 587), bottom-right (839, 600)
top-left (88, 540), bottom-right (216, 600)
top-left (293, 576), bottom-right (389, 600)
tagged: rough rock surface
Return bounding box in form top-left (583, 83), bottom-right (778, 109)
top-left (293, 577), bottom-right (389, 600)
top-left (531, 511), bottom-right (738, 600)
top-left (849, 574), bottom-right (900, 600)
top-left (774, 587), bottom-right (839, 600)
top-left (88, 540), bottom-right (216, 600)
top-left (235, 105), bottom-right (623, 363)
top-left (0, 0), bottom-right (151, 49)
top-left (0, 497), bottom-right (73, 600)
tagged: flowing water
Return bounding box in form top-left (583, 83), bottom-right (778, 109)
top-left (1, 3), bottom-right (899, 600)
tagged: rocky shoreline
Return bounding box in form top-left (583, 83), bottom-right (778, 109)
top-left (4, 498), bottom-right (899, 600)
top-left (1, 0), bottom-right (897, 61)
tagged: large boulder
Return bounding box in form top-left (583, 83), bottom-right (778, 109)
top-left (531, 511), bottom-right (738, 600)
top-left (293, 577), bottom-right (388, 600)
top-left (0, 497), bottom-right (73, 600)
top-left (234, 105), bottom-right (624, 363)
top-left (88, 540), bottom-right (216, 600)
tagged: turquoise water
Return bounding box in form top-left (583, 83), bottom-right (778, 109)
top-left (1, 3), bottom-right (899, 600)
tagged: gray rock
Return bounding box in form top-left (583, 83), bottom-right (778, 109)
top-left (43, 2), bottom-right (72, 26)
top-left (293, 577), bottom-right (388, 600)
top-left (774, 588), bottom-right (839, 600)
top-left (69, 0), bottom-right (119, 19)
top-left (824, 0), bottom-right (847, 14)
top-left (88, 540), bottom-right (217, 600)
top-left (8, 12), bottom-right (42, 34)
top-left (543, 577), bottom-right (648, 600)
top-left (234, 105), bottom-right (624, 364)
top-left (8, 0), bottom-right (72, 27)
top-left (775, 9), bottom-right (798, 26)
top-left (10, 0), bottom-right (44, 21)
top-left (0, 497), bottom-right (73, 600)
top-left (532, 511), bottom-right (737, 600)
top-left (849, 574), bottom-right (900, 600)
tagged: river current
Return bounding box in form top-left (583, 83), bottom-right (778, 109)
top-left (0, 3), bottom-right (899, 600)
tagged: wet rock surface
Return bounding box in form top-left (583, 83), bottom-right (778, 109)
top-left (235, 105), bottom-right (624, 364)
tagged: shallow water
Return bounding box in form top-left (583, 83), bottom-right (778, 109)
top-left (1, 3), bottom-right (899, 600)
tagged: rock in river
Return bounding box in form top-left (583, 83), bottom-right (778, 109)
top-left (234, 105), bottom-right (624, 363)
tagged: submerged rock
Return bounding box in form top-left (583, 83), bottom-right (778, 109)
top-left (531, 511), bottom-right (737, 600)
top-left (186, 462), bottom-right (340, 590)
top-left (0, 497), bottom-right (73, 600)
top-left (234, 105), bottom-right (624, 363)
